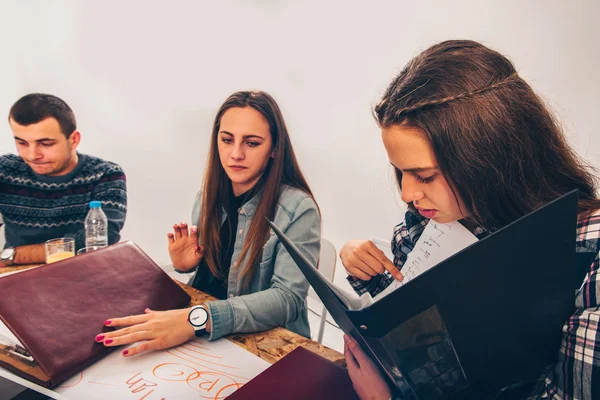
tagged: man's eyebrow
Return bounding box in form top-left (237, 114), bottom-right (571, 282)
top-left (14, 136), bottom-right (57, 143)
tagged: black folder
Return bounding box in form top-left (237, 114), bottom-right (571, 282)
top-left (268, 190), bottom-right (594, 399)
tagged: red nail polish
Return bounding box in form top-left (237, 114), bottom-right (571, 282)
top-left (104, 320), bottom-right (111, 325)
top-left (95, 335), bottom-right (104, 341)
top-left (123, 350), bottom-right (129, 356)
top-left (105, 339), bottom-right (113, 345)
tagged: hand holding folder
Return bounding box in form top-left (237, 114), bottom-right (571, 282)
top-left (0, 241), bottom-right (191, 388)
top-left (344, 334), bottom-right (392, 400)
top-left (268, 191), bottom-right (593, 399)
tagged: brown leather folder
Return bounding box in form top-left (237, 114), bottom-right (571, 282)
top-left (227, 346), bottom-right (360, 400)
top-left (0, 241), bottom-right (191, 388)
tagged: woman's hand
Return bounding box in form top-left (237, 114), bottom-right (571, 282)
top-left (168, 222), bottom-right (204, 271)
top-left (340, 240), bottom-right (402, 281)
top-left (96, 307), bottom-right (208, 356)
top-left (344, 334), bottom-right (392, 400)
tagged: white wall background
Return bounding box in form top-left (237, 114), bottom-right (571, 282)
top-left (1, 0), bottom-right (598, 286)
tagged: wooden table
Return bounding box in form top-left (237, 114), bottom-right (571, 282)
top-left (179, 281), bottom-right (346, 367)
top-left (0, 264), bottom-right (346, 368)
top-left (0, 264), bottom-right (40, 275)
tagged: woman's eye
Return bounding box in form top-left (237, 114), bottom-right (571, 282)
top-left (416, 174), bottom-right (436, 184)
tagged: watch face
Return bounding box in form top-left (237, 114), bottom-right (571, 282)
top-left (189, 307), bottom-right (208, 328)
top-left (1, 248), bottom-right (15, 261)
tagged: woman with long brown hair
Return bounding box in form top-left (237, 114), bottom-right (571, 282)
top-left (98, 90), bottom-right (320, 352)
top-left (341, 40), bottom-right (600, 399)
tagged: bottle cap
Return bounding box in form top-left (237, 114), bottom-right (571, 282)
top-left (89, 201), bottom-right (102, 208)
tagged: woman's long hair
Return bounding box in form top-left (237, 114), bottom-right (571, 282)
top-left (200, 90), bottom-right (316, 286)
top-left (374, 40), bottom-right (600, 230)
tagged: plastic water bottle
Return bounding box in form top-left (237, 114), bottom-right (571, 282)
top-left (85, 201), bottom-right (108, 249)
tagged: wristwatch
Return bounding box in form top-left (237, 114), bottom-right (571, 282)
top-left (0, 247), bottom-right (16, 266)
top-left (188, 305), bottom-right (209, 337)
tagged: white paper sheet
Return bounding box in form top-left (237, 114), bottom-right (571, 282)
top-left (0, 319), bottom-right (20, 344)
top-left (0, 317), bottom-right (271, 400)
top-left (373, 220), bottom-right (478, 301)
top-left (53, 338), bottom-right (270, 399)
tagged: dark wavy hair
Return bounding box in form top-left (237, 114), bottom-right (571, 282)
top-left (374, 40), bottom-right (600, 230)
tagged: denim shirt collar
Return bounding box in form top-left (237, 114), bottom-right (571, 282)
top-left (223, 187), bottom-right (263, 220)
top-left (243, 188), bottom-right (263, 218)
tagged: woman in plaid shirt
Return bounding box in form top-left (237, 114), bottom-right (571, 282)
top-left (341, 40), bottom-right (600, 400)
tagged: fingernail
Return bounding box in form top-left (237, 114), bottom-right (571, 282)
top-left (104, 320), bottom-right (111, 325)
top-left (95, 335), bottom-right (105, 341)
top-left (145, 308), bottom-right (150, 312)
top-left (123, 350), bottom-right (129, 356)
top-left (343, 334), bottom-right (349, 342)
top-left (105, 339), bottom-right (113, 345)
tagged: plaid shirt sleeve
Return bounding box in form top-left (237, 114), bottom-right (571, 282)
top-left (347, 206), bottom-right (428, 297)
top-left (520, 211), bottom-right (600, 400)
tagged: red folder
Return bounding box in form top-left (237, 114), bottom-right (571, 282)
top-left (0, 241), bottom-right (191, 388)
top-left (228, 346), bottom-right (360, 400)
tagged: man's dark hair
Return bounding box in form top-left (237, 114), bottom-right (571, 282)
top-left (9, 93), bottom-right (77, 138)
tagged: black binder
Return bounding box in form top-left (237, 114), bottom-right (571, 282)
top-left (268, 190), bottom-right (594, 399)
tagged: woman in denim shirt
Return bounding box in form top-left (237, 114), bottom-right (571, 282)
top-left (98, 90), bottom-right (320, 354)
